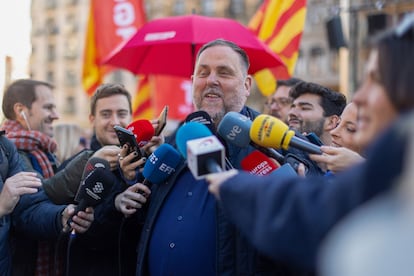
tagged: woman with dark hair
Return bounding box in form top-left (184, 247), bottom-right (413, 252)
top-left (206, 12), bottom-right (414, 272)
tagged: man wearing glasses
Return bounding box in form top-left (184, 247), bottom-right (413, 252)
top-left (263, 78), bottom-right (302, 123)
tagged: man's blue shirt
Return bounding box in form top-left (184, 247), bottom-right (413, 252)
top-left (148, 170), bottom-right (216, 275)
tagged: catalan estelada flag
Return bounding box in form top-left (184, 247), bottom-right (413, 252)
top-left (82, 0), bottom-right (146, 95)
top-left (248, 0), bottom-right (307, 96)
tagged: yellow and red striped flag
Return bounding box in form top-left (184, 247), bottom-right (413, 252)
top-left (82, 0), bottom-right (146, 95)
top-left (132, 75), bottom-right (154, 120)
top-left (248, 0), bottom-right (307, 96)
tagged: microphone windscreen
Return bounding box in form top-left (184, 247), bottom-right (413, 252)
top-left (75, 157), bottom-right (111, 202)
top-left (127, 119), bottom-right (155, 147)
top-left (185, 110), bottom-right (216, 133)
top-left (80, 168), bottom-right (114, 205)
top-left (241, 150), bottom-right (279, 176)
top-left (217, 111), bottom-right (251, 148)
top-left (250, 114), bottom-right (295, 150)
top-left (175, 122), bottom-right (212, 158)
top-left (143, 143), bottom-right (182, 184)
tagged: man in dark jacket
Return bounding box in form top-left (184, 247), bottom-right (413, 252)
top-left (114, 39), bottom-right (311, 275)
top-left (1, 79), bottom-right (96, 275)
top-left (63, 83), bottom-right (151, 276)
top-left (206, 13), bottom-right (414, 272)
top-left (0, 131), bottom-right (93, 276)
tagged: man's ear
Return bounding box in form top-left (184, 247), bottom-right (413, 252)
top-left (13, 103), bottom-right (26, 120)
top-left (89, 113), bottom-right (95, 124)
top-left (325, 115), bottom-right (340, 131)
top-left (244, 75), bottom-right (252, 97)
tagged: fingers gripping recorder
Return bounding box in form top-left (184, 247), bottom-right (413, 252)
top-left (250, 115), bottom-right (322, 155)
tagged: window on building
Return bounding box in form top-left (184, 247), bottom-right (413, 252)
top-left (228, 0), bottom-right (245, 17)
top-left (173, 0), bottom-right (186, 15)
top-left (65, 14), bottom-right (78, 33)
top-left (47, 44), bottom-right (56, 62)
top-left (64, 38), bottom-right (79, 59)
top-left (65, 0), bottom-right (78, 6)
top-left (201, 0), bottom-right (215, 16)
top-left (65, 70), bottom-right (77, 87)
top-left (46, 0), bottom-right (57, 10)
top-left (47, 71), bottom-right (55, 84)
top-left (46, 18), bottom-right (59, 35)
top-left (64, 96), bottom-right (76, 115)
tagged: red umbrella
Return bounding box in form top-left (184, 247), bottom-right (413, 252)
top-left (103, 14), bottom-right (287, 77)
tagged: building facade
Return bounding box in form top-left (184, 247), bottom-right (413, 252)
top-left (29, 0), bottom-right (414, 126)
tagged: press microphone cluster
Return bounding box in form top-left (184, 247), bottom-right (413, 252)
top-left (176, 121), bottom-right (225, 179)
top-left (250, 114), bottom-right (322, 155)
top-left (217, 111), bottom-right (285, 163)
top-left (68, 157), bottom-right (115, 227)
top-left (186, 110), bottom-right (234, 170)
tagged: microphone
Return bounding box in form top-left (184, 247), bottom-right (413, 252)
top-left (68, 157), bottom-right (115, 227)
top-left (250, 114), bottom-right (322, 155)
top-left (185, 110), bottom-right (234, 170)
top-left (127, 119), bottom-right (155, 147)
top-left (185, 110), bottom-right (216, 134)
top-left (142, 143), bottom-right (182, 188)
top-left (175, 121), bottom-right (213, 159)
top-left (176, 122), bottom-right (225, 179)
top-left (241, 150), bottom-right (280, 176)
top-left (217, 111), bottom-right (285, 163)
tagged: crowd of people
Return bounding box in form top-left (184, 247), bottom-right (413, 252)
top-left (0, 11), bottom-right (413, 276)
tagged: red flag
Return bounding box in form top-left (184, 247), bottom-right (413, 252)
top-left (248, 0), bottom-right (307, 96)
top-left (82, 0), bottom-right (146, 95)
top-left (133, 75), bottom-right (193, 121)
top-left (152, 76), bottom-right (193, 121)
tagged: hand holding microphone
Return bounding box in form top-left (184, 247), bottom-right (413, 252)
top-left (66, 157), bottom-right (115, 230)
top-left (115, 143), bottom-right (182, 216)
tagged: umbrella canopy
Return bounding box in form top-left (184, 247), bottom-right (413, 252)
top-left (103, 14), bottom-right (286, 77)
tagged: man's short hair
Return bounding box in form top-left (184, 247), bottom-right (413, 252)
top-left (196, 39), bottom-right (250, 74)
top-left (276, 78), bottom-right (303, 88)
top-left (289, 81), bottom-right (347, 116)
top-left (2, 79), bottom-right (54, 120)
top-left (90, 83), bottom-right (132, 116)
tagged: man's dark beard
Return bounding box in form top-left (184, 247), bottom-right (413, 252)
top-left (301, 118), bottom-right (325, 137)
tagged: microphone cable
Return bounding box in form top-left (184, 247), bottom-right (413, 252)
top-left (65, 229), bottom-right (77, 276)
top-left (117, 217), bottom-right (127, 276)
top-left (49, 230), bottom-right (67, 276)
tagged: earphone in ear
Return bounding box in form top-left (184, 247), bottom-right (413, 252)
top-left (20, 110), bottom-right (27, 120)
top-left (20, 110), bottom-right (31, 130)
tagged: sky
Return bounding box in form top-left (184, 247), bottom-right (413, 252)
top-left (0, 0), bottom-right (32, 92)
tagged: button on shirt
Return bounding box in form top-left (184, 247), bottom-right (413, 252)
top-left (148, 170), bottom-right (216, 276)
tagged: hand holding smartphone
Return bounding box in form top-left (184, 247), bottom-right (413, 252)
top-left (154, 105), bottom-right (169, 136)
top-left (114, 125), bottom-right (143, 163)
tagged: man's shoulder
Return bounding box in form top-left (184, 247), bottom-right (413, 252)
top-left (241, 106), bottom-right (260, 120)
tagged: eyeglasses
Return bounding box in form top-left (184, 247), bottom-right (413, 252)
top-left (265, 97), bottom-right (292, 107)
top-left (395, 12), bottom-right (414, 38)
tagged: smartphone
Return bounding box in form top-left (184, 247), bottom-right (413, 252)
top-left (154, 105), bottom-right (169, 136)
top-left (284, 153), bottom-right (309, 174)
top-left (305, 132), bottom-right (324, 147)
top-left (114, 125), bottom-right (143, 162)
